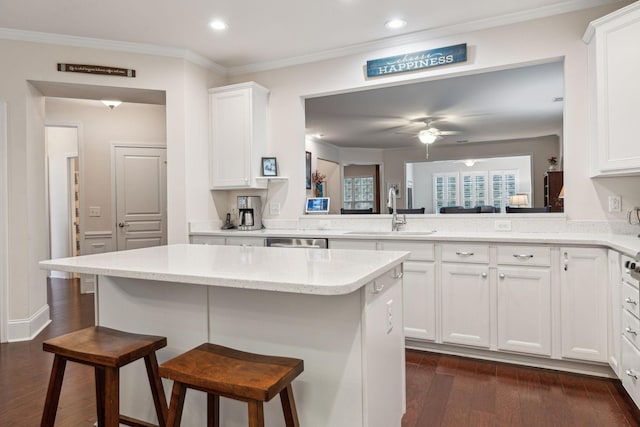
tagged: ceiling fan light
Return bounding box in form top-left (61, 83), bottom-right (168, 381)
top-left (418, 130), bottom-right (437, 144)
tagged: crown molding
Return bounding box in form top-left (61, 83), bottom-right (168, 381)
top-left (228, 0), bottom-right (622, 76)
top-left (0, 0), bottom-right (623, 78)
top-left (0, 27), bottom-right (227, 76)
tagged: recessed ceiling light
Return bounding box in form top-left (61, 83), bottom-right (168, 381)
top-left (209, 20), bottom-right (228, 31)
top-left (385, 19), bottom-right (407, 30)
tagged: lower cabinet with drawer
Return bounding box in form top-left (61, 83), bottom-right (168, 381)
top-left (620, 252), bottom-right (640, 407)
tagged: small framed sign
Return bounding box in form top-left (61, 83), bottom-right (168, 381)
top-left (262, 157), bottom-right (278, 176)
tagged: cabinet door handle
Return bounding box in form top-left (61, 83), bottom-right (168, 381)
top-left (563, 251), bottom-right (568, 271)
top-left (513, 254), bottom-right (534, 259)
top-left (499, 273), bottom-right (505, 279)
top-left (456, 251), bottom-right (474, 257)
top-left (626, 369), bottom-right (638, 380)
top-left (373, 282), bottom-right (384, 294)
top-left (481, 272), bottom-right (487, 278)
top-left (626, 327), bottom-right (638, 336)
top-left (625, 298), bottom-right (638, 306)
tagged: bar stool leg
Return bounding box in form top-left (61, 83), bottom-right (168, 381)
top-left (40, 355), bottom-right (67, 427)
top-left (144, 353), bottom-right (169, 426)
top-left (103, 366), bottom-right (120, 427)
top-left (279, 384), bottom-right (300, 427)
top-left (247, 401), bottom-right (265, 427)
top-left (206, 393), bottom-right (220, 427)
top-left (95, 367), bottom-right (106, 426)
top-left (166, 382), bottom-right (187, 427)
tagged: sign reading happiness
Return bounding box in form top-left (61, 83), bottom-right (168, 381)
top-left (366, 43), bottom-right (467, 77)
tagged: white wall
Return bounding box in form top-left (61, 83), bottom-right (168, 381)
top-left (0, 39), bottom-right (224, 341)
top-left (46, 100), bottom-right (166, 235)
top-left (46, 126), bottom-right (77, 278)
top-left (230, 3), bottom-right (637, 222)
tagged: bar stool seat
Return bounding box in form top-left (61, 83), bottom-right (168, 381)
top-left (159, 343), bottom-right (304, 427)
top-left (41, 326), bottom-right (169, 427)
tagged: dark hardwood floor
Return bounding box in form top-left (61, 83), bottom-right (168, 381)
top-left (2, 278), bottom-right (640, 426)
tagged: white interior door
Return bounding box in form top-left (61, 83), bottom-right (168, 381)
top-left (114, 145), bottom-right (167, 251)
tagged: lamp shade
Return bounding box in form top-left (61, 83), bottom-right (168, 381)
top-left (509, 194), bottom-right (529, 207)
top-left (558, 186), bottom-right (565, 199)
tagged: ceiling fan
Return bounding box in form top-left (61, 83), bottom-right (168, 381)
top-left (411, 118), bottom-right (459, 158)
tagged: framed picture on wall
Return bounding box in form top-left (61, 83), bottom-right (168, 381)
top-left (305, 151), bottom-right (312, 189)
top-left (262, 157), bottom-right (278, 176)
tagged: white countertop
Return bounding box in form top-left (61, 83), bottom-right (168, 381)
top-left (39, 244), bottom-right (409, 296)
top-left (192, 228), bottom-right (640, 258)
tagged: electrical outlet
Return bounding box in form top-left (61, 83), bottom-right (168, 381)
top-left (495, 220), bottom-right (511, 231)
top-left (269, 202), bottom-right (280, 216)
top-left (89, 207), bottom-right (101, 217)
top-left (386, 299), bottom-right (393, 334)
top-left (609, 195), bottom-right (622, 212)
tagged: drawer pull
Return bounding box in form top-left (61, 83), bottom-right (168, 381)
top-left (625, 298), bottom-right (638, 306)
top-left (393, 272), bottom-right (403, 279)
top-left (392, 265), bottom-right (404, 279)
top-left (513, 254), bottom-right (534, 259)
top-left (626, 327), bottom-right (638, 336)
top-left (481, 272), bottom-right (487, 278)
top-left (499, 273), bottom-right (505, 279)
top-left (626, 369), bottom-right (638, 380)
top-left (373, 283), bottom-right (385, 294)
top-left (455, 251), bottom-right (474, 257)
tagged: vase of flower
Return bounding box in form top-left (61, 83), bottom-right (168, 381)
top-left (312, 170), bottom-right (326, 197)
top-left (547, 156), bottom-right (558, 171)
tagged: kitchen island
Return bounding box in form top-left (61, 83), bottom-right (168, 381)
top-left (40, 243), bottom-right (410, 427)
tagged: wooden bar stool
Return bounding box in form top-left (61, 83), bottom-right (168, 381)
top-left (159, 343), bottom-right (304, 427)
top-left (41, 326), bottom-right (169, 427)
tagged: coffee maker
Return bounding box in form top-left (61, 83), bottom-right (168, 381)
top-left (237, 196), bottom-right (262, 231)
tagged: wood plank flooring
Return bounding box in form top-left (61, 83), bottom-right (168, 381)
top-left (1, 278), bottom-right (640, 426)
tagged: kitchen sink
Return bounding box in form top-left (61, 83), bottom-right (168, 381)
top-left (344, 230), bottom-right (436, 236)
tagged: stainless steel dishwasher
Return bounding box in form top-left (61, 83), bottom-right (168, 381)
top-left (265, 237), bottom-right (328, 249)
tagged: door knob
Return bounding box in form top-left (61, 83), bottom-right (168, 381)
top-left (118, 222), bottom-right (126, 228)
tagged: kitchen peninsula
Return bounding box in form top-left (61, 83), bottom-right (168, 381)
top-left (40, 243), bottom-right (410, 427)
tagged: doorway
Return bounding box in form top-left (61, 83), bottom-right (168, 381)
top-left (0, 102), bottom-right (7, 342)
top-left (45, 126), bottom-right (79, 278)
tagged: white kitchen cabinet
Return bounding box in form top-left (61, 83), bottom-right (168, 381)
top-left (560, 247), bottom-right (608, 362)
top-left (224, 236), bottom-right (265, 247)
top-left (608, 250), bottom-right (622, 376)
top-left (441, 262), bottom-right (491, 348)
top-left (329, 239), bottom-right (377, 250)
top-left (331, 239), bottom-right (436, 341)
top-left (497, 266), bottom-right (551, 356)
top-left (584, 2), bottom-right (640, 176)
top-left (496, 245), bottom-right (552, 356)
top-left (209, 82), bottom-right (269, 189)
top-left (190, 235), bottom-right (264, 246)
top-left (191, 235), bottom-right (226, 245)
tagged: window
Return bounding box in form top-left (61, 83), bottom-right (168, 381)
top-left (490, 170), bottom-right (518, 210)
top-left (461, 172), bottom-right (488, 208)
top-left (433, 173), bottom-right (458, 212)
top-left (434, 169), bottom-right (518, 213)
top-left (343, 176), bottom-right (375, 210)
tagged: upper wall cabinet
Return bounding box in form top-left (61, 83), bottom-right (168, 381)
top-left (585, 2), bottom-right (640, 177)
top-left (209, 82), bottom-right (269, 189)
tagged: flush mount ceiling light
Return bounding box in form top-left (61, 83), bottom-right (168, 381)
top-left (209, 20), bottom-right (228, 31)
top-left (101, 100), bottom-right (122, 110)
top-left (463, 159), bottom-right (476, 167)
top-left (385, 19), bottom-right (407, 29)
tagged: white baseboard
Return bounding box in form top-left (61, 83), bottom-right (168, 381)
top-left (7, 304), bottom-right (51, 342)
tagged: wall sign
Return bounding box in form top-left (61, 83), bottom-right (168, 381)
top-left (366, 43), bottom-right (467, 77)
top-left (57, 63), bottom-right (136, 78)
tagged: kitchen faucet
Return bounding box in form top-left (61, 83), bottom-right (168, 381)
top-left (388, 187), bottom-right (406, 231)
